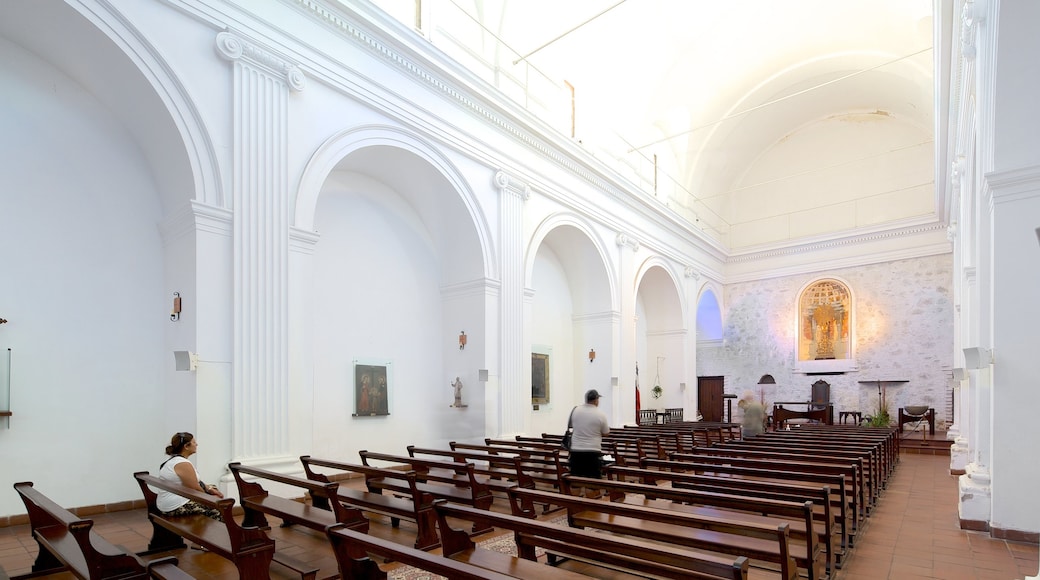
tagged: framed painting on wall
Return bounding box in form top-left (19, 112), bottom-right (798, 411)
top-left (353, 359), bottom-right (391, 417)
top-left (531, 352), bottom-right (550, 405)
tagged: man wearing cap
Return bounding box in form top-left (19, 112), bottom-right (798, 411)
top-left (568, 389), bottom-right (611, 479)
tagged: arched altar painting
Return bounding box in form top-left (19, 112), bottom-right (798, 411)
top-left (798, 279), bottom-right (852, 361)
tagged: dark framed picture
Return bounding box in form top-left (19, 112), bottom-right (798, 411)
top-left (532, 352), bottom-right (550, 405)
top-left (353, 360), bottom-right (391, 417)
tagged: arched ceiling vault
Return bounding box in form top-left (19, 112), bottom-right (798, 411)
top-left (371, 0), bottom-right (938, 251)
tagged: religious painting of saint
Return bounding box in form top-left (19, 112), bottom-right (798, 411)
top-left (354, 361), bottom-right (391, 416)
top-left (532, 352), bottom-right (550, 405)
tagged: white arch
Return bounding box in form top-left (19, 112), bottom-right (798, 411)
top-left (525, 213), bottom-right (619, 313)
top-left (695, 280), bottom-right (726, 341)
top-left (634, 256), bottom-right (688, 325)
top-left (294, 124), bottom-right (496, 279)
top-left (71, 0), bottom-right (223, 208)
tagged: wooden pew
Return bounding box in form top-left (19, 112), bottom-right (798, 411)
top-left (299, 456), bottom-right (440, 550)
top-left (606, 464), bottom-right (847, 567)
top-left (325, 523), bottom-right (518, 580)
top-left (433, 500), bottom-right (750, 580)
top-left (405, 445), bottom-right (533, 494)
top-left (641, 457), bottom-right (860, 543)
top-left (507, 487), bottom-right (799, 580)
top-left (228, 462), bottom-right (369, 533)
top-left (133, 472), bottom-right (279, 580)
top-left (358, 450), bottom-right (493, 533)
top-left (671, 452), bottom-right (865, 525)
top-left (13, 481), bottom-right (189, 580)
top-left (449, 441), bottom-right (567, 492)
top-left (562, 475), bottom-right (829, 579)
top-left (716, 439), bottom-right (882, 506)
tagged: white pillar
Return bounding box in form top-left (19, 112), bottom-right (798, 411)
top-left (494, 170), bottom-right (529, 436)
top-left (615, 233), bottom-right (639, 426)
top-left (216, 31), bottom-right (305, 467)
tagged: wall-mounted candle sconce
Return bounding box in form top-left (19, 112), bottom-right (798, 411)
top-left (0, 318), bottom-right (7, 325)
top-left (588, 348), bottom-right (596, 363)
top-left (171, 292), bottom-right (182, 321)
top-left (458, 331), bottom-right (467, 350)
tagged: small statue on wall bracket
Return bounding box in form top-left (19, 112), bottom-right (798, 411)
top-left (451, 376), bottom-right (467, 408)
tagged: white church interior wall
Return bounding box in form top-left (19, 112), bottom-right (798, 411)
top-left (0, 41), bottom-right (171, 515)
top-left (529, 245), bottom-right (575, 435)
top-left (309, 174), bottom-right (455, 459)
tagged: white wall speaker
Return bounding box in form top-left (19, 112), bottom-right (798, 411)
top-left (962, 347), bottom-right (992, 369)
top-left (478, 369), bottom-right (489, 382)
top-left (952, 368), bottom-right (966, 381)
top-left (173, 350), bottom-right (197, 372)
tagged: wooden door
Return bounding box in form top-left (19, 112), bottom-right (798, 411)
top-left (697, 376), bottom-right (725, 422)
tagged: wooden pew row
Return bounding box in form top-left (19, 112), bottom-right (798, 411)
top-left (405, 445), bottom-right (534, 495)
top-left (684, 444), bottom-right (876, 512)
top-left (763, 426), bottom-right (898, 483)
top-left (606, 463), bottom-right (848, 567)
top-left (641, 457), bottom-right (862, 542)
top-left (671, 452), bottom-right (866, 524)
top-left (753, 428), bottom-right (895, 499)
top-left (358, 450), bottom-right (493, 534)
top-left (767, 425), bottom-right (899, 472)
top-left (562, 474), bottom-right (830, 579)
top-left (12, 482), bottom-right (189, 580)
top-left (358, 451), bottom-right (492, 506)
top-left (407, 445), bottom-right (558, 514)
top-left (718, 439), bottom-right (883, 504)
top-left (299, 456), bottom-right (440, 550)
top-left (448, 442), bottom-right (567, 492)
top-left (133, 472), bottom-right (295, 580)
top-left (434, 500), bottom-right (751, 580)
top-left (228, 462), bottom-right (369, 534)
top-left (325, 524), bottom-right (520, 580)
top-left (507, 486), bottom-right (799, 580)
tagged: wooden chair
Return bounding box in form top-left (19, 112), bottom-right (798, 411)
top-left (666, 408), bottom-right (684, 423)
top-left (638, 409), bottom-right (656, 426)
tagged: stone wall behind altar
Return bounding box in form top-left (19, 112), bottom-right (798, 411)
top-left (697, 254), bottom-right (954, 425)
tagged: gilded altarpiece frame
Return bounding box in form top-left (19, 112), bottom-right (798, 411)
top-left (797, 279), bottom-right (854, 368)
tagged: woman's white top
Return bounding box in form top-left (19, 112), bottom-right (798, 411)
top-left (156, 455), bottom-right (193, 512)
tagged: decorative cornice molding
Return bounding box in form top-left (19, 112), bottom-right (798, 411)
top-left (215, 30), bottom-right (306, 91)
top-left (441, 278), bottom-right (500, 299)
top-left (986, 164), bottom-right (1040, 205)
top-left (572, 311), bottom-right (619, 325)
top-left (727, 222), bottom-right (948, 264)
top-left (160, 200), bottom-right (233, 244)
top-left (288, 226), bottom-right (321, 254)
top-left (647, 328), bottom-right (688, 338)
top-left (684, 266), bottom-right (701, 280)
top-left (493, 170), bottom-right (531, 200)
top-left (616, 233), bottom-right (641, 252)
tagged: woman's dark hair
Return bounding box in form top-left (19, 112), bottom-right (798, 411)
top-left (165, 432), bottom-right (194, 456)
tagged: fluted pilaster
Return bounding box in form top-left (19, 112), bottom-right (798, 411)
top-left (217, 31), bottom-right (305, 460)
top-left (495, 170), bottom-right (529, 436)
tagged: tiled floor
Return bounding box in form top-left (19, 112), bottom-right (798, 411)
top-left (0, 453), bottom-right (1036, 579)
top-left (839, 454), bottom-right (1037, 580)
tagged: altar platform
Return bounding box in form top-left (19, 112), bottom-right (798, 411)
top-left (900, 430), bottom-right (954, 455)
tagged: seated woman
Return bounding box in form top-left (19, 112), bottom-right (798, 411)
top-left (156, 432), bottom-right (224, 521)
